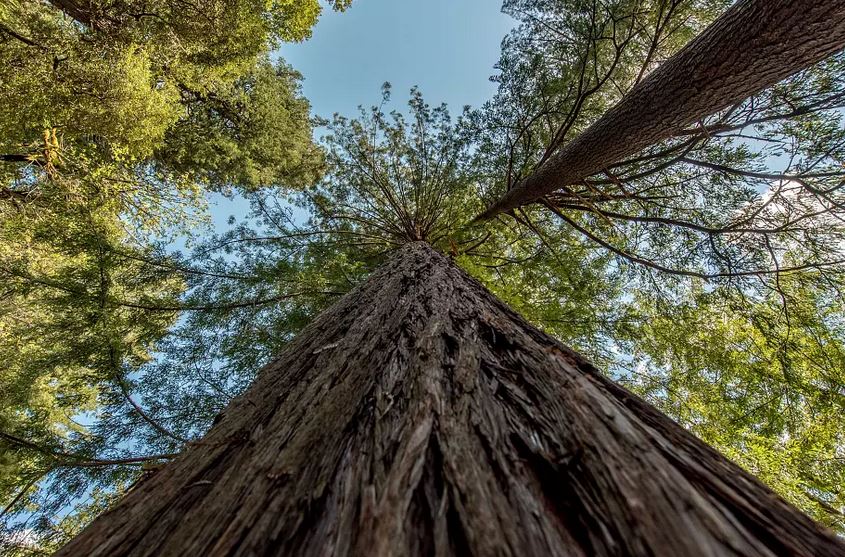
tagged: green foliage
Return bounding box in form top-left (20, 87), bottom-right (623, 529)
top-left (0, 0), bottom-right (327, 207)
top-left (0, 189), bottom-right (185, 551)
top-left (159, 58), bottom-right (325, 191)
top-left (620, 274), bottom-right (845, 531)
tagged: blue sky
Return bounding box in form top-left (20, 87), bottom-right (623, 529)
top-left (281, 0), bottom-right (514, 117)
top-left (206, 0), bottom-right (515, 232)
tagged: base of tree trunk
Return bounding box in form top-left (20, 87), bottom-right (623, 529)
top-left (58, 242), bottom-right (844, 556)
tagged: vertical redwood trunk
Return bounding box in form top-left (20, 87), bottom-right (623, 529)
top-left (479, 0), bottom-right (845, 219)
top-left (58, 243), bottom-right (844, 556)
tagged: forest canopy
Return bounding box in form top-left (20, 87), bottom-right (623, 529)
top-left (1, 0), bottom-right (844, 553)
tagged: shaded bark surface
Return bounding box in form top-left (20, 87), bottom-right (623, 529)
top-left (480, 0), bottom-right (845, 219)
top-left (58, 243), bottom-right (844, 556)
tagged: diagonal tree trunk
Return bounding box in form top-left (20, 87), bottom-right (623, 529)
top-left (47, 0), bottom-right (94, 27)
top-left (58, 242), bottom-right (844, 556)
top-left (477, 0), bottom-right (845, 220)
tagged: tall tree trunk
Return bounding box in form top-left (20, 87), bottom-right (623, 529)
top-left (58, 242), bottom-right (844, 556)
top-left (478, 0), bottom-right (845, 220)
top-left (48, 0), bottom-right (93, 27)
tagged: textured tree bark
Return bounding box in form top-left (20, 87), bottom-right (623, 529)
top-left (478, 0), bottom-right (845, 220)
top-left (58, 243), bottom-right (845, 556)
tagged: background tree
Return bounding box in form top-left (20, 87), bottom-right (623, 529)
top-left (0, 0), bottom-right (331, 201)
top-left (472, 0), bottom-right (845, 282)
top-left (478, 0), bottom-right (845, 218)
